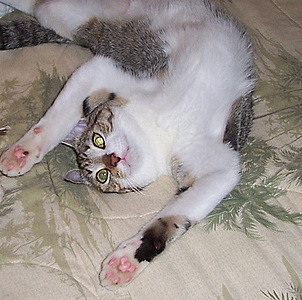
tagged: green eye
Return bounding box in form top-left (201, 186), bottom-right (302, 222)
top-left (92, 133), bottom-right (105, 149)
top-left (96, 169), bottom-right (110, 184)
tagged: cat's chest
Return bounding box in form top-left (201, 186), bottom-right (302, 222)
top-left (124, 103), bottom-right (176, 176)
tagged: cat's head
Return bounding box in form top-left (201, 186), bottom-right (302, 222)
top-left (63, 93), bottom-right (158, 193)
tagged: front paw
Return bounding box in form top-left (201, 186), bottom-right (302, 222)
top-left (100, 238), bottom-right (149, 290)
top-left (0, 127), bottom-right (43, 176)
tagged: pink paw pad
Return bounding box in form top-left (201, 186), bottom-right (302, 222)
top-left (13, 146), bottom-right (29, 160)
top-left (112, 277), bottom-right (121, 285)
top-left (19, 159), bottom-right (26, 168)
top-left (34, 127), bottom-right (41, 134)
top-left (108, 257), bottom-right (117, 265)
top-left (117, 256), bottom-right (136, 273)
top-left (14, 146), bottom-right (22, 152)
top-left (105, 270), bottom-right (114, 279)
top-left (7, 162), bottom-right (14, 171)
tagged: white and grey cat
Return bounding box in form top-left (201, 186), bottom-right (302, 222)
top-left (0, 0), bottom-right (255, 290)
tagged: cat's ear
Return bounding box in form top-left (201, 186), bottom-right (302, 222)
top-left (64, 169), bottom-right (86, 184)
top-left (83, 91), bottom-right (125, 117)
top-left (84, 93), bottom-right (114, 117)
top-left (61, 118), bottom-right (87, 148)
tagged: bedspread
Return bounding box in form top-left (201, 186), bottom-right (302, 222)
top-left (0, 1), bottom-right (301, 299)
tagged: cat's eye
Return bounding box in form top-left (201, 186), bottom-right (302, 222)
top-left (92, 133), bottom-right (105, 149)
top-left (96, 169), bottom-right (110, 184)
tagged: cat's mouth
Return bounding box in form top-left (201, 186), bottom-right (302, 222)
top-left (119, 147), bottom-right (132, 167)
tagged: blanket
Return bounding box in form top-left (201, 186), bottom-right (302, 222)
top-left (0, 1), bottom-right (301, 299)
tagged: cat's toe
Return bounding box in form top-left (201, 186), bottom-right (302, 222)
top-left (100, 239), bottom-right (149, 290)
top-left (0, 136), bottom-right (43, 177)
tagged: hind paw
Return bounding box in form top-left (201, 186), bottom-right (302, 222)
top-left (100, 239), bottom-right (149, 290)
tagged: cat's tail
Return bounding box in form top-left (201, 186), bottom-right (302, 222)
top-left (223, 92), bottom-right (254, 151)
top-left (0, 18), bottom-right (70, 50)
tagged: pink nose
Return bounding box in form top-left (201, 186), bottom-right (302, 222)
top-left (110, 153), bottom-right (121, 167)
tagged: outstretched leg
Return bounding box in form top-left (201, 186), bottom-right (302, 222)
top-left (100, 143), bottom-right (241, 289)
top-left (0, 56), bottom-right (154, 176)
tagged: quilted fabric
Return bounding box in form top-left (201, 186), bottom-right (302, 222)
top-left (0, 1), bottom-right (301, 299)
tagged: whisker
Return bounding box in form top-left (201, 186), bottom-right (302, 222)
top-left (125, 178), bottom-right (145, 196)
top-left (131, 180), bottom-right (145, 196)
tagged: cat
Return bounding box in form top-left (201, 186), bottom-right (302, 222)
top-left (0, 0), bottom-right (255, 290)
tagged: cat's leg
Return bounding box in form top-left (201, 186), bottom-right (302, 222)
top-left (34, 0), bottom-right (131, 40)
top-left (0, 56), bottom-right (154, 176)
top-left (100, 143), bottom-right (240, 289)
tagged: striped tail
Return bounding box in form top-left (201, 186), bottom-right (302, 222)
top-left (0, 18), bottom-right (70, 50)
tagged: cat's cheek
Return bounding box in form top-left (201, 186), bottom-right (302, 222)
top-left (118, 161), bottom-right (131, 175)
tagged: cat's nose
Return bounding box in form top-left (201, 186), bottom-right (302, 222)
top-left (110, 153), bottom-right (121, 167)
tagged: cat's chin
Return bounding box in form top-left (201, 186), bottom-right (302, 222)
top-left (124, 159), bottom-right (159, 191)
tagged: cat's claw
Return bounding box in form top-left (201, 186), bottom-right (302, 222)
top-left (0, 128), bottom-right (43, 176)
top-left (100, 239), bottom-right (149, 290)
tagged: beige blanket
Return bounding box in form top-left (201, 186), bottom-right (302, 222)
top-left (0, 1), bottom-right (301, 299)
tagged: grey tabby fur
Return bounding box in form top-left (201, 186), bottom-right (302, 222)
top-left (75, 18), bottom-right (168, 77)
